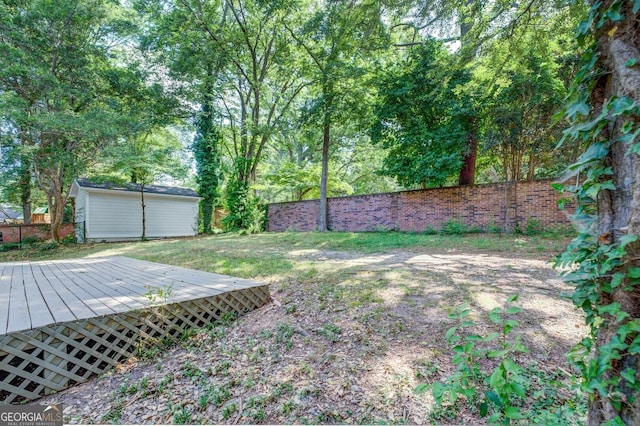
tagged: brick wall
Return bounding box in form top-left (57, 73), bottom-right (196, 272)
top-left (267, 180), bottom-right (572, 232)
top-left (0, 223), bottom-right (75, 244)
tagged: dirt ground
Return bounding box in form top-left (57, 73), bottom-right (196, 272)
top-left (39, 245), bottom-right (587, 425)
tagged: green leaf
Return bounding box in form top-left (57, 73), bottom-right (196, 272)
top-left (445, 326), bottom-right (457, 340)
top-left (566, 100), bottom-right (590, 118)
top-left (483, 332), bottom-right (501, 342)
top-left (507, 294), bottom-right (519, 303)
top-left (505, 406), bottom-right (525, 419)
top-left (621, 368), bottom-right (636, 384)
top-left (503, 358), bottom-right (522, 373)
top-left (635, 0), bottom-right (640, 14)
top-left (479, 401), bottom-right (489, 417)
top-left (488, 309), bottom-right (503, 324)
top-left (598, 302), bottom-right (622, 315)
top-left (465, 334), bottom-right (485, 341)
top-left (506, 306), bottom-right (522, 315)
top-left (626, 58), bottom-right (638, 67)
top-left (414, 383), bottom-right (430, 394)
top-left (551, 183), bottom-right (565, 193)
top-left (609, 97), bottom-right (637, 116)
top-left (485, 390), bottom-right (503, 407)
top-left (570, 142), bottom-right (609, 171)
top-left (487, 349), bottom-right (508, 358)
top-left (627, 268), bottom-right (640, 279)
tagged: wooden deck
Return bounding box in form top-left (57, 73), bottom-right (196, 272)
top-left (0, 256), bottom-right (270, 403)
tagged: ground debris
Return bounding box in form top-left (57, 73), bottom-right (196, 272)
top-left (39, 246), bottom-right (585, 425)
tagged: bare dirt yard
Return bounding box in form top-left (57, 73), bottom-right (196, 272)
top-left (26, 233), bottom-right (586, 424)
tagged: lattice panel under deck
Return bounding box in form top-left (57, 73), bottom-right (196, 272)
top-left (0, 285), bottom-right (270, 404)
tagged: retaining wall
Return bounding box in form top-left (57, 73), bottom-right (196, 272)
top-left (267, 180), bottom-right (572, 232)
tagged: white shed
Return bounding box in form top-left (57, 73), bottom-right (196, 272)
top-left (70, 179), bottom-right (200, 243)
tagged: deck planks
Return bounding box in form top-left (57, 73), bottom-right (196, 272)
top-left (1, 255), bottom-right (270, 404)
top-left (1, 256), bottom-right (267, 335)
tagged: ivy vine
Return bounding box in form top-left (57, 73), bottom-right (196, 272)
top-left (555, 0), bottom-right (640, 421)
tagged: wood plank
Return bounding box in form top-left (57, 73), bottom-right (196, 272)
top-left (34, 262), bottom-right (95, 323)
top-left (22, 263), bottom-right (55, 329)
top-left (111, 257), bottom-right (253, 296)
top-left (30, 263), bottom-right (77, 325)
top-left (40, 261), bottom-right (115, 321)
top-left (0, 263), bottom-right (12, 335)
top-left (43, 261), bottom-right (122, 317)
top-left (91, 257), bottom-right (222, 302)
top-left (7, 263), bottom-right (30, 333)
top-left (59, 259), bottom-right (148, 312)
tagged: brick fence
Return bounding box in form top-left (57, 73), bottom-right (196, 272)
top-left (0, 223), bottom-right (75, 244)
top-left (267, 180), bottom-right (573, 232)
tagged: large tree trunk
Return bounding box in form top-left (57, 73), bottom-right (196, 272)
top-left (458, 128), bottom-right (477, 186)
top-left (318, 116), bottom-right (330, 232)
top-left (586, 3), bottom-right (640, 424)
top-left (457, 1), bottom-right (478, 186)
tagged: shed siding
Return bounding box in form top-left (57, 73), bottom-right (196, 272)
top-left (87, 191), bottom-right (143, 240)
top-left (75, 190), bottom-right (87, 243)
top-left (83, 190), bottom-right (198, 241)
top-left (144, 196), bottom-right (199, 237)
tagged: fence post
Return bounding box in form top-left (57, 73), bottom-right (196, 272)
top-left (19, 225), bottom-right (22, 246)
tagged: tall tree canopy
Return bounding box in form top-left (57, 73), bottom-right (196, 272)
top-left (0, 0), bottom-right (174, 241)
top-left (371, 39), bottom-right (470, 188)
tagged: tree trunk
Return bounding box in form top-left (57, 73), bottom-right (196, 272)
top-left (458, 128), bottom-right (477, 186)
top-left (318, 116), bottom-right (330, 232)
top-left (586, 3), bottom-right (640, 423)
top-left (19, 160), bottom-right (32, 224)
top-left (202, 202), bottom-right (213, 234)
top-left (457, 0), bottom-right (477, 186)
top-left (141, 183), bottom-right (146, 240)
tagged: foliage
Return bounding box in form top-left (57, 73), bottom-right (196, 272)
top-left (371, 39), bottom-right (469, 188)
top-left (193, 105), bottom-right (222, 234)
top-left (222, 159), bottom-right (265, 233)
top-left (418, 295), bottom-right (585, 423)
top-left (0, 0), bottom-right (176, 241)
top-left (479, 46), bottom-right (569, 182)
top-left (553, 0), bottom-right (640, 423)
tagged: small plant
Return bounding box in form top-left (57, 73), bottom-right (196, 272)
top-left (440, 219), bottom-right (469, 235)
top-left (284, 303), bottom-right (297, 315)
top-left (486, 221), bottom-right (504, 234)
top-left (275, 323), bottom-right (296, 350)
top-left (416, 295), bottom-right (530, 423)
top-left (183, 362), bottom-right (204, 379)
top-left (320, 323), bottom-right (343, 343)
top-left (144, 284), bottom-right (173, 305)
top-left (172, 406), bottom-right (191, 425)
top-left (102, 402), bottom-right (124, 424)
top-left (525, 218), bottom-right (542, 235)
top-left (157, 373), bottom-right (174, 393)
top-left (221, 402), bottom-right (237, 420)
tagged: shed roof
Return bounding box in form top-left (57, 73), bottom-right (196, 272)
top-left (0, 206), bottom-right (21, 221)
top-left (74, 178), bottom-right (200, 198)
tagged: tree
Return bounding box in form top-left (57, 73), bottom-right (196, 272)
top-left (193, 96), bottom-right (222, 234)
top-left (556, 0), bottom-right (640, 423)
top-left (0, 122), bottom-right (33, 223)
top-left (480, 47), bottom-right (567, 182)
top-left (101, 129), bottom-right (187, 239)
top-left (288, 0), bottom-right (387, 231)
top-left (371, 39), bottom-right (470, 188)
top-left (0, 0), bottom-right (157, 241)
